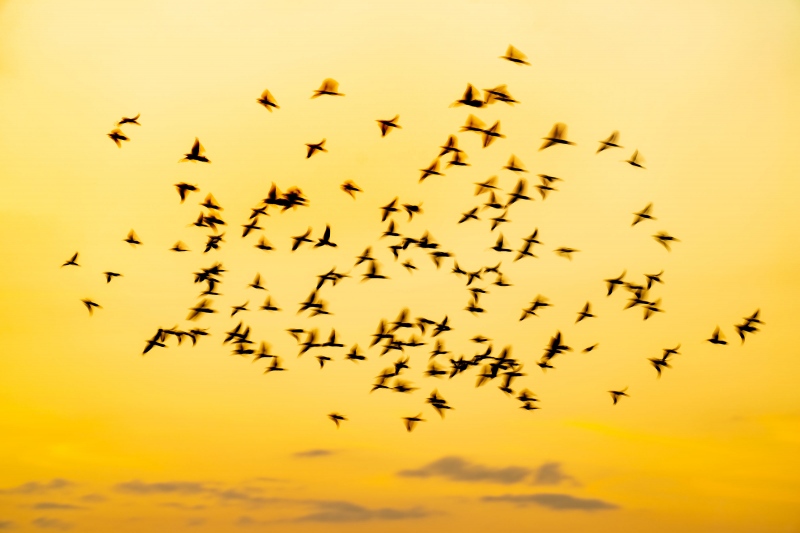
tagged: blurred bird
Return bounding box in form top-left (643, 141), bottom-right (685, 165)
top-left (377, 115), bottom-right (401, 136)
top-left (609, 388), bottom-right (629, 405)
top-left (107, 129), bottom-right (129, 147)
top-left (540, 123), bottom-right (575, 150)
top-left (625, 150), bottom-right (646, 168)
top-left (117, 114), bottom-right (140, 126)
top-left (256, 88), bottom-right (279, 111)
top-left (62, 252), bottom-right (79, 267)
top-left (312, 78), bottom-right (344, 98)
top-left (341, 180), bottom-right (362, 198)
top-left (597, 131), bottom-right (622, 153)
top-left (328, 413), bottom-right (347, 428)
top-left (632, 203), bottom-right (655, 226)
top-left (182, 138), bottom-right (210, 163)
top-left (81, 298), bottom-right (101, 315)
top-left (500, 45), bottom-right (530, 65)
top-left (306, 139), bottom-right (327, 158)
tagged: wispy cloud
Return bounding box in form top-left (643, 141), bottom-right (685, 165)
top-left (31, 517), bottom-right (73, 530)
top-left (0, 521), bottom-right (15, 530)
top-left (481, 493), bottom-right (618, 511)
top-left (79, 494), bottom-right (106, 503)
top-left (0, 480), bottom-right (74, 495)
top-left (397, 457), bottom-right (578, 486)
top-left (30, 503), bottom-right (85, 511)
top-left (114, 481), bottom-right (211, 495)
top-left (293, 449), bottom-right (335, 458)
top-left (290, 501), bottom-right (433, 523)
top-left (162, 502), bottom-right (207, 511)
top-left (186, 518), bottom-right (206, 527)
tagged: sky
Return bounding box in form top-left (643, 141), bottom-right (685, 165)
top-left (1, 0), bottom-right (799, 531)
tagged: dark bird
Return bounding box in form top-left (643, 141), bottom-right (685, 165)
top-left (625, 150), bottom-right (646, 168)
top-left (256, 89), bottom-right (279, 111)
top-left (103, 271), bottom-right (122, 283)
top-left (231, 301), bottom-right (249, 317)
top-left (175, 183), bottom-right (198, 203)
top-left (345, 345), bottom-right (366, 362)
top-left (576, 302), bottom-right (595, 323)
top-left (491, 234), bottom-right (512, 253)
top-left (341, 180), bottom-right (362, 198)
top-left (483, 84), bottom-right (519, 105)
top-left (377, 115), bottom-right (401, 136)
top-left (403, 203), bottom-right (423, 221)
top-left (264, 356), bottom-right (286, 373)
top-left (447, 151), bottom-right (470, 167)
top-left (459, 207), bottom-right (480, 224)
top-left (200, 194), bottom-right (222, 211)
top-left (117, 114), bottom-right (141, 126)
top-left (452, 84), bottom-right (484, 108)
top-left (315, 225), bottom-right (337, 248)
top-left (142, 331), bottom-right (166, 354)
top-left (583, 344), bottom-right (599, 353)
top-left (306, 139), bottom-right (327, 158)
top-left (81, 298), bottom-right (101, 315)
top-left (362, 261), bottom-right (387, 281)
top-left (605, 271), bottom-right (626, 296)
top-left (500, 45), bottom-right (530, 65)
top-left (419, 159), bottom-right (443, 182)
top-left (439, 135), bottom-right (461, 157)
top-left (312, 78), bottom-right (344, 98)
top-left (403, 414), bottom-right (425, 432)
top-left (597, 131), bottom-right (622, 153)
top-left (182, 138), bottom-right (210, 163)
top-left (187, 299), bottom-right (216, 321)
top-left (62, 252), bottom-right (79, 267)
top-left (632, 203), bottom-right (655, 226)
top-left (475, 176), bottom-right (498, 195)
top-left (644, 270), bottom-right (664, 290)
top-left (609, 388), bottom-right (629, 405)
top-left (480, 121), bottom-right (505, 147)
top-left (255, 236), bottom-right (274, 251)
top-left (170, 241), bottom-right (189, 252)
top-left (539, 123), bottom-right (575, 150)
top-left (380, 198), bottom-right (399, 222)
top-left (107, 129), bottom-right (129, 147)
top-left (554, 247), bottom-right (579, 260)
top-left (124, 230), bottom-right (142, 246)
top-left (461, 114), bottom-right (486, 133)
top-left (427, 390), bottom-right (453, 418)
top-left (707, 327), bottom-right (728, 345)
top-left (241, 219), bottom-right (262, 238)
top-left (504, 155), bottom-right (528, 173)
top-left (328, 413), bottom-right (347, 428)
top-left (260, 296), bottom-right (280, 312)
top-left (653, 231), bottom-right (679, 251)
top-left (291, 228), bottom-right (313, 251)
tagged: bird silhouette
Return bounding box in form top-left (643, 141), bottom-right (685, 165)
top-left (62, 252), bottom-right (79, 267)
top-left (597, 131), bottom-right (622, 153)
top-left (117, 114), bottom-right (140, 126)
top-left (312, 78), bottom-right (344, 98)
top-left (403, 414), bottom-right (425, 432)
top-left (500, 45), bottom-right (530, 65)
top-left (653, 231), bottom-right (679, 251)
top-left (540, 123), bottom-right (575, 150)
top-left (632, 203), bottom-right (655, 226)
top-left (341, 180), bottom-right (362, 198)
top-left (328, 413), bottom-right (347, 428)
top-left (625, 150), bottom-right (646, 168)
top-left (107, 129), bottom-right (129, 147)
top-left (306, 139), bottom-right (327, 158)
top-left (103, 271), bottom-right (122, 283)
top-left (377, 115), bottom-right (401, 136)
top-left (452, 84), bottom-right (484, 107)
top-left (609, 388), bottom-right (629, 405)
top-left (124, 230), bottom-right (142, 246)
top-left (81, 298), bottom-right (101, 315)
top-left (256, 89), bottom-right (279, 111)
top-left (182, 138), bottom-right (210, 163)
top-left (707, 327), bottom-right (727, 345)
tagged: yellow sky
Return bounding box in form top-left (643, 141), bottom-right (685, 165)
top-left (1, 0), bottom-right (799, 531)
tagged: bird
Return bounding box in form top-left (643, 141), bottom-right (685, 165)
top-left (182, 138), bottom-right (210, 163)
top-left (504, 155), bottom-right (528, 173)
top-left (554, 247), bottom-right (579, 260)
top-left (61, 252), bottom-right (79, 267)
top-left (480, 121), bottom-right (505, 147)
top-left (625, 150), bottom-right (646, 168)
top-left (439, 135), bottom-right (461, 157)
top-left (328, 413), bottom-right (347, 428)
top-left (500, 45), bottom-right (530, 65)
top-left (256, 89), bottom-right (279, 111)
top-left (249, 274), bottom-right (265, 291)
top-left (103, 271), bottom-right (122, 283)
top-left (124, 230), bottom-right (142, 246)
top-left (315, 225), bottom-right (337, 248)
top-left (419, 160), bottom-right (443, 182)
top-left (107, 129), bottom-right (129, 147)
top-left (117, 114), bottom-right (140, 126)
top-left (452, 84), bottom-right (484, 107)
top-left (377, 115), bottom-right (401, 136)
top-left (609, 388), bottom-right (629, 405)
top-left (605, 271), bottom-right (626, 296)
top-left (707, 327), bottom-right (728, 345)
top-left (653, 231), bottom-right (679, 251)
top-left (576, 302), bottom-right (595, 323)
top-left (341, 180), bottom-right (362, 198)
top-left (312, 78), bottom-right (344, 98)
top-left (306, 139), bottom-right (327, 158)
top-left (540, 123), bottom-right (575, 150)
top-left (175, 183), bottom-right (199, 203)
top-left (170, 241), bottom-right (189, 252)
top-left (291, 228), bottom-right (313, 251)
top-left (403, 414), bottom-right (425, 432)
top-left (597, 131), bottom-right (622, 153)
top-left (81, 298), bottom-right (101, 315)
top-left (632, 203), bottom-right (655, 226)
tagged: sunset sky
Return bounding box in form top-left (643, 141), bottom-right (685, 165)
top-left (1, 1), bottom-right (799, 531)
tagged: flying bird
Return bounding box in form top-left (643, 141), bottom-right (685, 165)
top-left (312, 78), bottom-right (344, 98)
top-left (707, 327), bottom-right (727, 345)
top-left (341, 180), bottom-right (362, 198)
top-left (182, 138), bottom-right (210, 163)
top-left (117, 114), bottom-right (140, 126)
top-left (540, 123), bottom-right (575, 150)
top-left (107, 129), bottom-right (129, 147)
top-left (124, 230), bottom-right (142, 246)
top-left (403, 414), bottom-right (425, 432)
top-left (377, 115), bottom-right (401, 136)
top-left (625, 150), bottom-right (646, 168)
top-left (597, 131), bottom-right (622, 153)
top-left (62, 252), bottom-right (79, 267)
top-left (328, 413), bottom-right (347, 428)
top-left (256, 88), bottom-right (279, 111)
top-left (306, 139), bottom-right (327, 158)
top-left (632, 203), bottom-right (655, 226)
top-left (81, 298), bottom-right (101, 315)
top-left (175, 183), bottom-right (198, 203)
top-left (609, 388), bottom-right (629, 405)
top-left (500, 45), bottom-right (530, 65)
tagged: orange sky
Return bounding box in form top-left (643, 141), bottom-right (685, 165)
top-left (1, 1), bottom-right (799, 531)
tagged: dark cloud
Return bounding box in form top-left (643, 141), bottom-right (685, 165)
top-left (162, 502), bottom-right (208, 511)
top-left (79, 494), bottom-right (106, 503)
top-left (114, 480), bottom-right (211, 495)
top-left (531, 462), bottom-right (580, 486)
top-left (0, 479), bottom-right (74, 495)
top-left (186, 518), bottom-right (206, 527)
top-left (0, 521), bottom-right (14, 530)
top-left (30, 503), bottom-right (84, 511)
top-left (31, 517), bottom-right (73, 530)
top-left (291, 501), bottom-right (433, 523)
top-left (293, 449), bottom-right (334, 458)
top-left (481, 493), bottom-right (618, 511)
top-left (397, 456), bottom-right (531, 484)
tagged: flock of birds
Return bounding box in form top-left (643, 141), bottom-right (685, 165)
top-left (65, 45), bottom-right (763, 431)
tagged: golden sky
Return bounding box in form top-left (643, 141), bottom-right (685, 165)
top-left (1, 1), bottom-right (799, 531)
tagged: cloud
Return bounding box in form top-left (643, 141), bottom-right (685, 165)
top-left (0, 521), bottom-right (15, 530)
top-left (31, 518), bottom-right (73, 530)
top-left (114, 481), bottom-right (212, 495)
top-left (30, 503), bottom-right (85, 511)
top-left (162, 502), bottom-right (207, 511)
top-left (0, 480), bottom-right (74, 495)
top-left (531, 462), bottom-right (580, 486)
top-left (291, 501), bottom-right (432, 523)
top-left (186, 518), bottom-right (206, 527)
top-left (293, 449), bottom-right (334, 458)
top-left (79, 494), bottom-right (106, 503)
top-left (397, 457), bottom-right (532, 484)
top-left (481, 493), bottom-right (619, 511)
